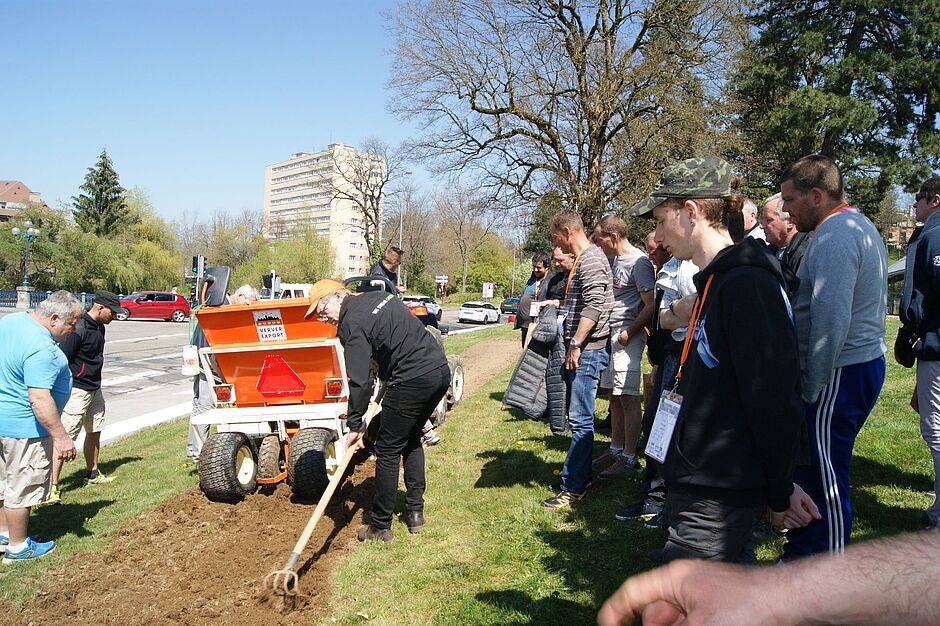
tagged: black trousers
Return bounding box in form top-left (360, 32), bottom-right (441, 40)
top-left (661, 487), bottom-right (764, 564)
top-left (370, 364), bottom-right (450, 530)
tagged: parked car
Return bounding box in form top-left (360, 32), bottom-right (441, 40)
top-left (116, 291), bottom-right (191, 322)
top-left (402, 294), bottom-right (443, 321)
top-left (458, 301), bottom-right (500, 324)
top-left (500, 296), bottom-right (521, 315)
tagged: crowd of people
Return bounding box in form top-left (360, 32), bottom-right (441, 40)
top-left (506, 155), bottom-right (940, 621)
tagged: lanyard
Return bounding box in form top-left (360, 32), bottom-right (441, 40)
top-left (820, 201), bottom-right (851, 224)
top-left (563, 248), bottom-right (587, 300)
top-left (673, 274), bottom-right (715, 390)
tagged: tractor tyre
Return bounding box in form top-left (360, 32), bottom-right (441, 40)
top-left (287, 428), bottom-right (338, 500)
top-left (257, 434), bottom-right (283, 480)
top-left (446, 356), bottom-right (464, 408)
top-left (198, 432), bottom-right (257, 503)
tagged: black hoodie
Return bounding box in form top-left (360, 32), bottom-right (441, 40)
top-left (662, 237), bottom-right (803, 512)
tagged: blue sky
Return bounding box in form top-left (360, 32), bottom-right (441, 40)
top-left (2, 0), bottom-right (419, 222)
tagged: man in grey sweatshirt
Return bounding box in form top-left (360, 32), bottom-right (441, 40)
top-left (780, 155), bottom-right (887, 560)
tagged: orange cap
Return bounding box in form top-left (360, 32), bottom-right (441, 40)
top-left (303, 279), bottom-right (345, 319)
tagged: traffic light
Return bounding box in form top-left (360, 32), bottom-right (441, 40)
top-left (191, 255), bottom-right (206, 277)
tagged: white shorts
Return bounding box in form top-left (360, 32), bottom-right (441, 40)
top-left (62, 387), bottom-right (106, 438)
top-left (0, 436), bottom-right (52, 508)
top-left (600, 334), bottom-right (646, 396)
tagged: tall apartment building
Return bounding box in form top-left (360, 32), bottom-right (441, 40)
top-left (263, 144), bottom-right (383, 278)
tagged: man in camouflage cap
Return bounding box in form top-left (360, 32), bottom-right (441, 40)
top-left (629, 156), bottom-right (813, 564)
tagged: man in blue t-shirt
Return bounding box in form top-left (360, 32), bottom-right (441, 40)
top-left (0, 291), bottom-right (81, 563)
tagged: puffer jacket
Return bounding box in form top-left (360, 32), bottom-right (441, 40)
top-left (531, 305), bottom-right (567, 434)
top-left (503, 304), bottom-right (567, 433)
top-left (503, 335), bottom-right (549, 420)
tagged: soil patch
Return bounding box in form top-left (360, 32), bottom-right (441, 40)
top-left (11, 337), bottom-right (521, 625)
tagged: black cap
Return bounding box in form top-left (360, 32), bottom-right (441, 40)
top-left (94, 291), bottom-right (122, 314)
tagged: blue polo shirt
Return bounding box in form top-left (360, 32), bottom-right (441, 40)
top-left (0, 312), bottom-right (72, 438)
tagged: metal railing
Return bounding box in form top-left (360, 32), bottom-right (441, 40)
top-left (0, 290), bottom-right (99, 310)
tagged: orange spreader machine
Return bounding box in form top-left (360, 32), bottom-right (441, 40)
top-left (190, 297), bottom-right (382, 504)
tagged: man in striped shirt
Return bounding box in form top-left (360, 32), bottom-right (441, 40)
top-left (542, 210), bottom-right (614, 509)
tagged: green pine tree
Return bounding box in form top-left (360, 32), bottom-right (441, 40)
top-left (72, 148), bottom-right (134, 236)
top-left (732, 0), bottom-right (940, 211)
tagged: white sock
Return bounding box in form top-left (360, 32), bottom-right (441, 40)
top-left (609, 446), bottom-right (623, 455)
top-left (621, 452), bottom-right (636, 463)
top-left (7, 540), bottom-right (27, 553)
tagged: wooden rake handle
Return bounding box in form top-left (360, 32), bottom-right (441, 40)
top-left (280, 403), bottom-right (380, 572)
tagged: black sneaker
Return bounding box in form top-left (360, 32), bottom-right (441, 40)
top-left (614, 500), bottom-right (660, 522)
top-left (404, 511), bottom-right (425, 534)
top-left (357, 525), bottom-right (394, 543)
top-left (643, 511), bottom-right (665, 530)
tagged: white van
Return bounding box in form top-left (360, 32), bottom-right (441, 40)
top-left (277, 283), bottom-right (312, 299)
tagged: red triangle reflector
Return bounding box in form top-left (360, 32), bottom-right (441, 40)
top-left (257, 355), bottom-right (307, 397)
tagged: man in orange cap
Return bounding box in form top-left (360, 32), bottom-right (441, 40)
top-left (306, 279), bottom-right (450, 542)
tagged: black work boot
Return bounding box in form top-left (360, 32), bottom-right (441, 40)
top-left (404, 510), bottom-right (425, 534)
top-left (357, 525), bottom-right (394, 543)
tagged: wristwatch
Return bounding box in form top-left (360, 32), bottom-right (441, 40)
top-left (569, 337), bottom-right (582, 349)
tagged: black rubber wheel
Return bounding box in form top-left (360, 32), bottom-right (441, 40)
top-left (287, 428), bottom-right (338, 500)
top-left (198, 432), bottom-right (257, 502)
top-left (116, 307), bottom-right (130, 321)
top-left (257, 434), bottom-right (283, 480)
top-left (171, 309), bottom-right (186, 322)
top-left (447, 356), bottom-right (464, 408)
top-left (436, 309), bottom-right (443, 321)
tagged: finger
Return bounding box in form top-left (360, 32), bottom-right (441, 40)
top-left (598, 563), bottom-right (687, 626)
top-left (801, 497), bottom-right (822, 519)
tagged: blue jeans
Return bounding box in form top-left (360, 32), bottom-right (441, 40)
top-left (560, 347), bottom-right (610, 494)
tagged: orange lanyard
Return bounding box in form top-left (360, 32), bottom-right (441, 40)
top-left (673, 274), bottom-right (715, 389)
top-left (820, 201), bottom-right (850, 224)
top-left (563, 248), bottom-right (587, 300)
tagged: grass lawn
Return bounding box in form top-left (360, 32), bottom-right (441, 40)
top-left (0, 319), bottom-right (931, 625)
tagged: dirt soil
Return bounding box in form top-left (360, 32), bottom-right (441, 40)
top-left (12, 337), bottom-right (521, 625)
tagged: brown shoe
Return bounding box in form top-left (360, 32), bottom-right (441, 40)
top-left (357, 525), bottom-right (394, 543)
top-left (598, 456), bottom-right (640, 478)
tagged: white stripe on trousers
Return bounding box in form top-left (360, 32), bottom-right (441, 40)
top-left (814, 367), bottom-right (845, 554)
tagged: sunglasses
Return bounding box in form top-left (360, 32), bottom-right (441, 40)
top-left (915, 192), bottom-right (936, 202)
top-left (315, 293), bottom-right (333, 320)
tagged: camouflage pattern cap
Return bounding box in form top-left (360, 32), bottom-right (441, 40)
top-left (628, 156), bottom-right (734, 218)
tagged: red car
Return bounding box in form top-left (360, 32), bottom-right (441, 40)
top-left (116, 291), bottom-right (190, 322)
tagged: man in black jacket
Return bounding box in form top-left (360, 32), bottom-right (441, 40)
top-left (629, 157), bottom-right (817, 562)
top-left (901, 176), bottom-right (940, 529)
top-left (49, 291), bottom-right (122, 504)
top-left (305, 279), bottom-right (450, 542)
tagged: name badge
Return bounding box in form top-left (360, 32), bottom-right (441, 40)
top-left (530, 303), bottom-right (540, 318)
top-left (645, 390), bottom-right (682, 463)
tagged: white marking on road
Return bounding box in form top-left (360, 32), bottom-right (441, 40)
top-left (102, 370), bottom-right (164, 387)
top-left (78, 401), bottom-right (193, 447)
top-left (107, 333), bottom-right (188, 344)
top-left (123, 353), bottom-right (181, 364)
top-left (173, 390), bottom-right (192, 396)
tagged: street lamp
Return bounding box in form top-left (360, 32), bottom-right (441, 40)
top-left (11, 220), bottom-right (40, 287)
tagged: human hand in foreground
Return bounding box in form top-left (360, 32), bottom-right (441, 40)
top-left (770, 482), bottom-right (821, 530)
top-left (597, 559), bottom-right (787, 626)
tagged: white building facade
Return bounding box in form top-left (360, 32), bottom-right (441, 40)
top-left (263, 144), bottom-right (383, 278)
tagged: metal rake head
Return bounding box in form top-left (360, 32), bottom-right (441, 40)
top-left (263, 569), bottom-right (299, 596)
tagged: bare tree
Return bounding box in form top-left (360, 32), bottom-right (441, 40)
top-left (435, 186), bottom-right (501, 292)
top-left (384, 181), bottom-right (433, 286)
top-left (390, 0), bottom-right (743, 226)
top-left (324, 139), bottom-right (409, 264)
